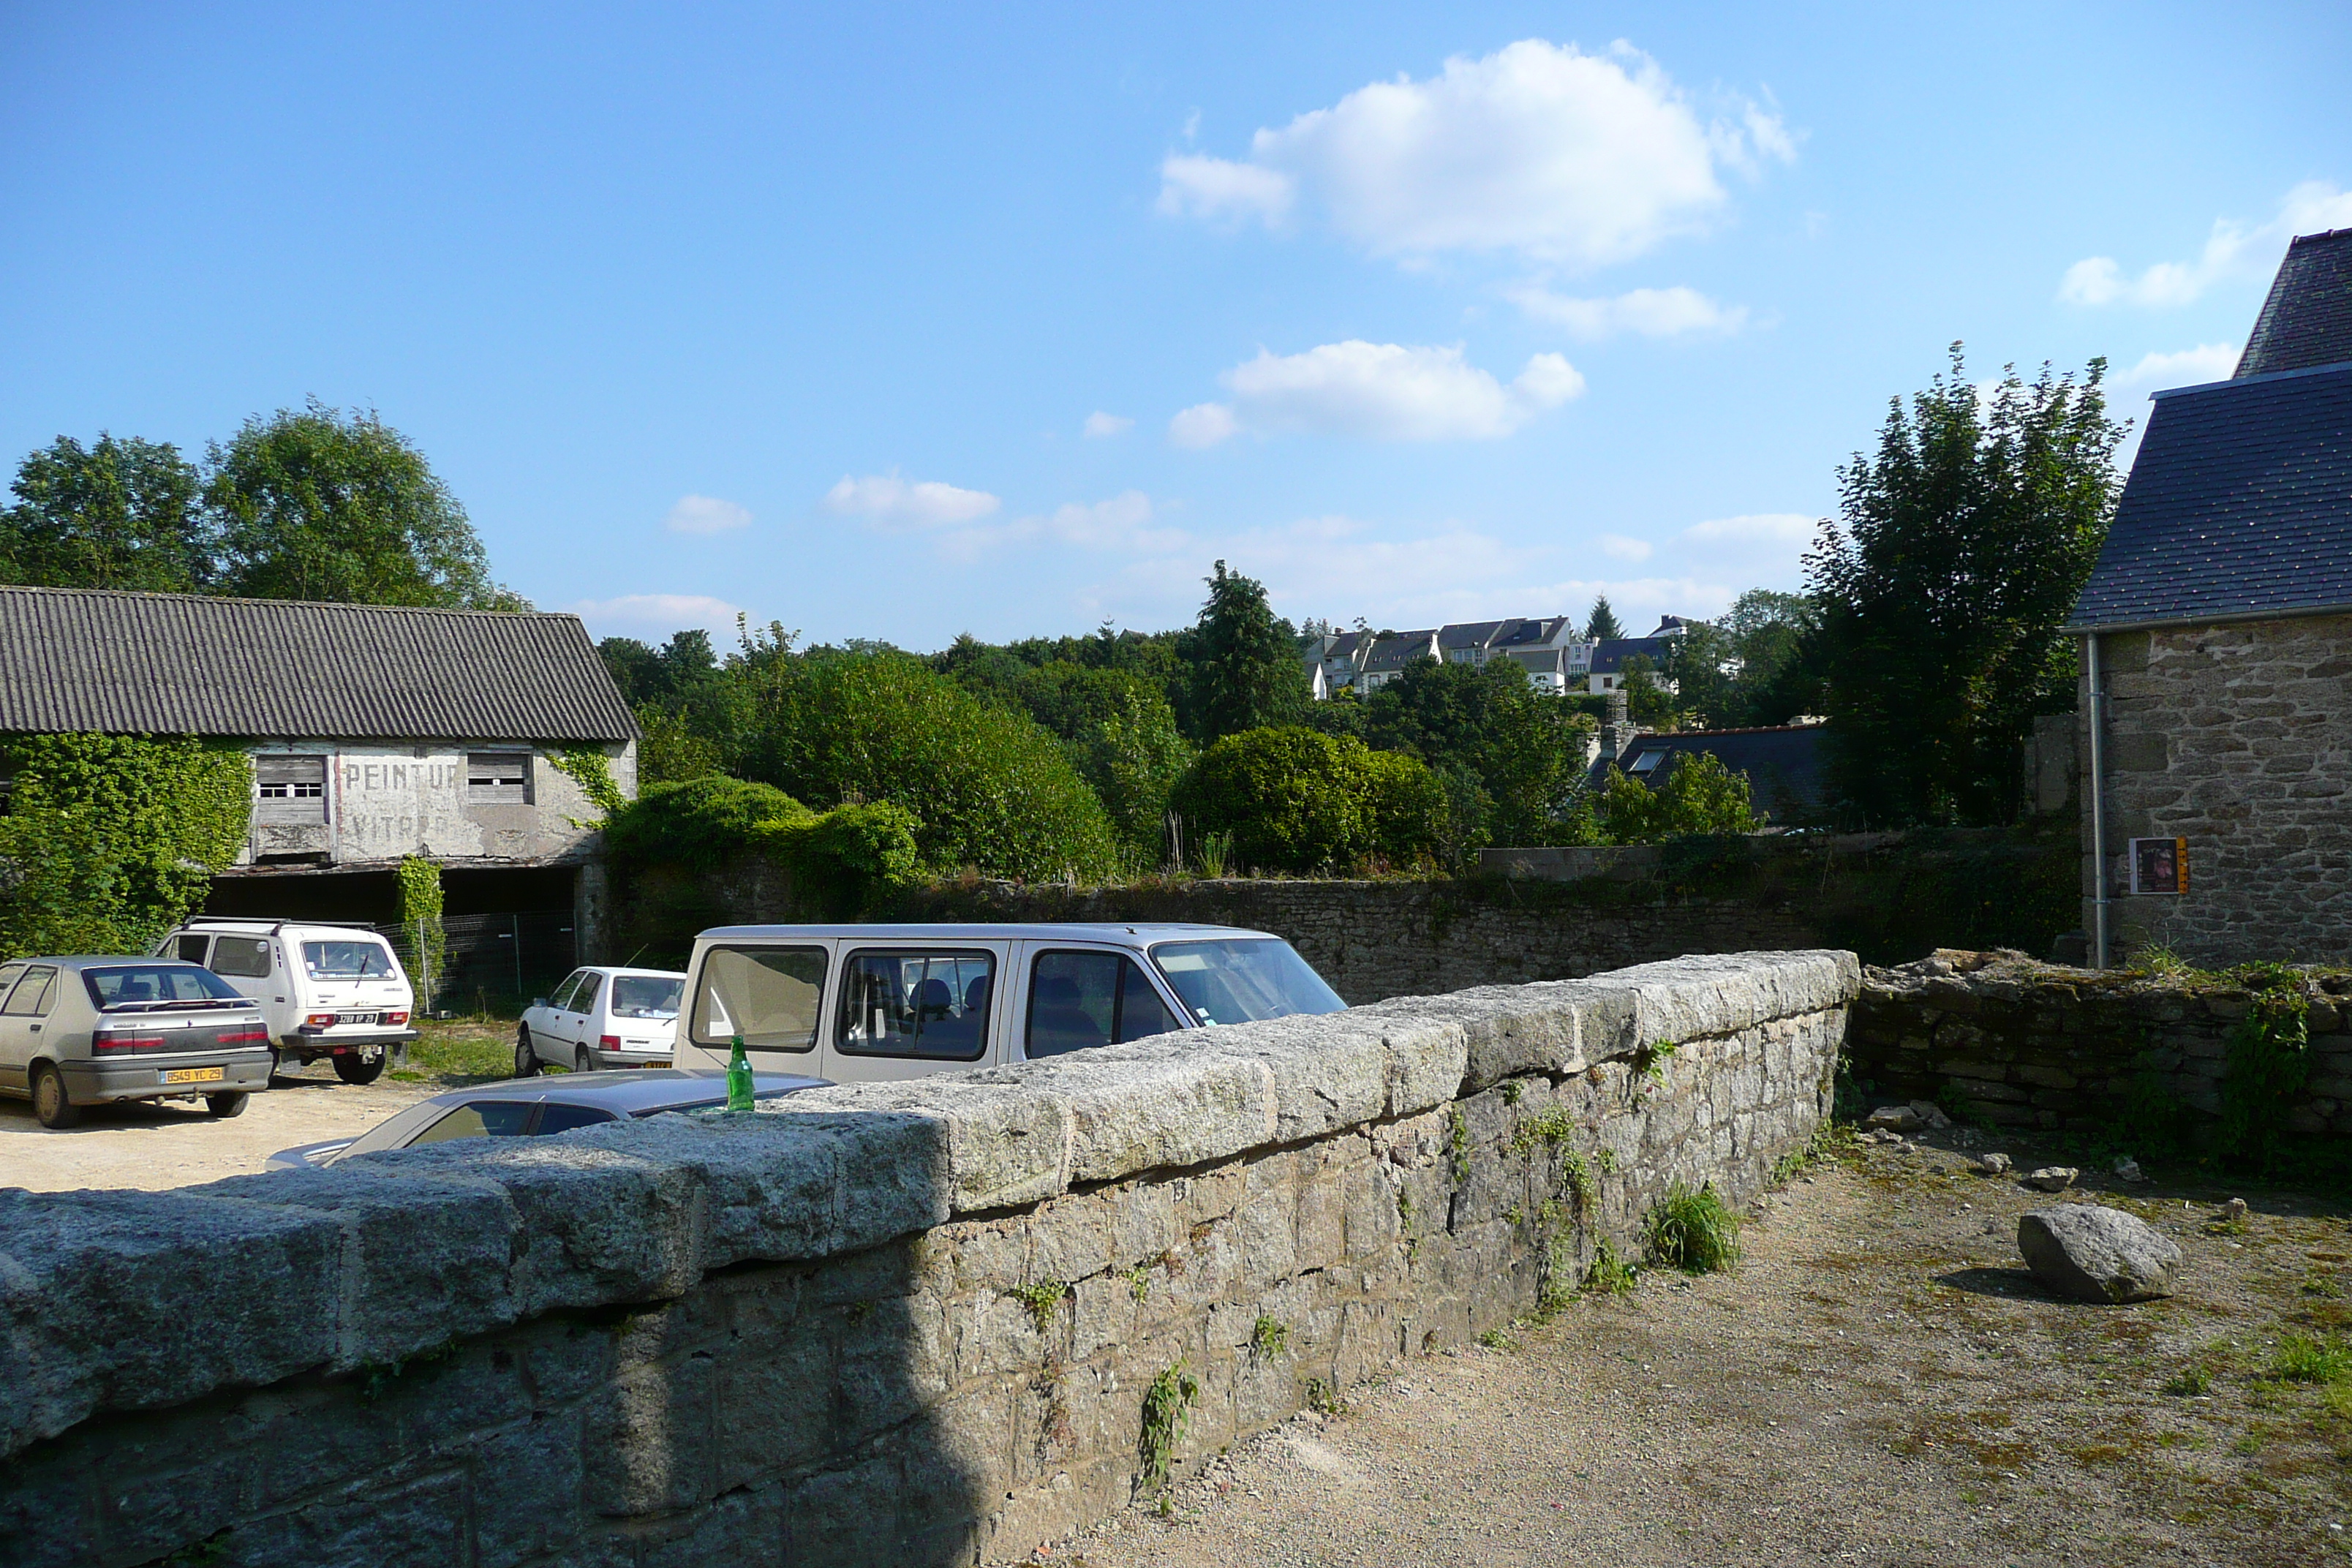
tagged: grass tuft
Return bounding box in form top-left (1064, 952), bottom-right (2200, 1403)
top-left (2269, 1335), bottom-right (2352, 1385)
top-left (1644, 1183), bottom-right (1742, 1274)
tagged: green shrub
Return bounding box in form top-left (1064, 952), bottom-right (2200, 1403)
top-left (1169, 726), bottom-right (1447, 873)
top-left (0, 734), bottom-right (251, 958)
top-left (1584, 752), bottom-right (1763, 844)
top-left (1071, 687), bottom-right (1194, 856)
top-left (1644, 1183), bottom-right (1742, 1273)
top-left (606, 775), bottom-right (921, 918)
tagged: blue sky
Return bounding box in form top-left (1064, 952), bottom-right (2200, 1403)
top-left (3, 3), bottom-right (2345, 649)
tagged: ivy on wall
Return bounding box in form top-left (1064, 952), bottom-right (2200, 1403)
top-left (395, 855), bottom-right (447, 1004)
top-left (551, 746), bottom-right (628, 819)
top-left (0, 734), bottom-right (252, 959)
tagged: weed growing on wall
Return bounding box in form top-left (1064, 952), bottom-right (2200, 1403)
top-left (0, 734), bottom-right (251, 958)
top-left (1008, 1281), bottom-right (1070, 1333)
top-left (1249, 1315), bottom-right (1290, 1360)
top-left (1584, 1239), bottom-right (1638, 1294)
top-left (2220, 963), bottom-right (2313, 1169)
top-left (1446, 1105), bottom-right (1471, 1185)
top-left (1139, 1362), bottom-right (1199, 1493)
top-left (1645, 1184), bottom-right (1742, 1274)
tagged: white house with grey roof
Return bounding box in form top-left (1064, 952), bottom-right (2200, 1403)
top-left (2068, 226), bottom-right (2352, 968)
top-left (1303, 613), bottom-right (1685, 698)
top-left (0, 586), bottom-right (638, 973)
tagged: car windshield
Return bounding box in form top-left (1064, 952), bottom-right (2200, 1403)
top-left (1148, 938), bottom-right (1346, 1027)
top-left (83, 964), bottom-right (245, 1009)
top-left (302, 940), bottom-right (396, 980)
top-left (610, 976), bottom-right (684, 1019)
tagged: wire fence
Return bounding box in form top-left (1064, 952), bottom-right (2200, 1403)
top-left (377, 910), bottom-right (577, 1017)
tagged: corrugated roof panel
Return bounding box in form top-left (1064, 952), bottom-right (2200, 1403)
top-left (0, 588), bottom-right (640, 742)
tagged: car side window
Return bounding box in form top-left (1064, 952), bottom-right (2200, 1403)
top-left (535, 1103), bottom-right (617, 1136)
top-left (1, 967), bottom-right (56, 1017)
top-left (573, 973), bottom-right (604, 1015)
top-left (837, 950), bottom-right (994, 1060)
top-left (0, 965), bottom-right (25, 1005)
top-left (1025, 951), bottom-right (1181, 1058)
top-left (546, 971), bottom-right (585, 1013)
top-left (175, 935), bottom-right (211, 964)
top-left (408, 1101), bottom-right (536, 1146)
top-left (211, 937), bottom-right (271, 979)
top-left (692, 946), bottom-right (828, 1053)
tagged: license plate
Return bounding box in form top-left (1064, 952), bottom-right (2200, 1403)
top-left (337, 1011), bottom-right (380, 1026)
top-left (163, 1066), bottom-right (226, 1085)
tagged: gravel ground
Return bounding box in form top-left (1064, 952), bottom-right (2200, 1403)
top-left (0, 1019), bottom-right (520, 1192)
top-left (1032, 1135), bottom-right (2352, 1568)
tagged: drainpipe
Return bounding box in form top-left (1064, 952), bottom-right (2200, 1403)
top-left (2085, 632), bottom-right (2110, 970)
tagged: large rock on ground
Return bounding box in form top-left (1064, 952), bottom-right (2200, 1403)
top-left (2018, 1205), bottom-right (2183, 1303)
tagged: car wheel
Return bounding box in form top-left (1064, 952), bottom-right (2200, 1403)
top-left (204, 1091), bottom-right (249, 1118)
top-left (31, 1065), bottom-right (81, 1130)
top-left (514, 1026), bottom-right (540, 1078)
top-left (575, 1045), bottom-right (595, 1074)
top-left (332, 1049), bottom-right (388, 1086)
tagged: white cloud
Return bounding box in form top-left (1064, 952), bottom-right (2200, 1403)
top-left (2059, 181), bottom-right (2352, 308)
top-left (1679, 512), bottom-right (1814, 548)
top-left (1183, 339), bottom-right (1584, 445)
top-left (660, 494), bottom-right (753, 535)
top-left (1158, 39), bottom-right (1794, 267)
top-left (1169, 402), bottom-right (1240, 448)
top-left (1156, 154), bottom-right (1294, 225)
top-left (568, 592), bottom-right (747, 642)
top-left (1082, 410), bottom-right (1134, 439)
top-left (941, 491), bottom-right (1188, 562)
top-left (821, 472), bottom-right (1001, 530)
top-left (1506, 283), bottom-right (1748, 338)
top-left (1598, 533), bottom-right (1653, 562)
top-left (2115, 343), bottom-right (2240, 390)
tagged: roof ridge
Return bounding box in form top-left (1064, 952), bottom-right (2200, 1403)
top-left (0, 584), bottom-right (578, 621)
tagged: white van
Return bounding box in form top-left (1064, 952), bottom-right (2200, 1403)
top-left (670, 922), bottom-right (1346, 1085)
top-left (156, 918), bottom-right (419, 1084)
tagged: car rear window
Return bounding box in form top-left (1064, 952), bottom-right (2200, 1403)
top-left (611, 975), bottom-right (684, 1019)
top-left (83, 965), bottom-right (246, 1009)
top-left (302, 940), bottom-right (396, 980)
top-left (407, 1102), bottom-right (536, 1146)
top-left (535, 1103), bottom-right (618, 1135)
top-left (691, 946), bottom-right (827, 1053)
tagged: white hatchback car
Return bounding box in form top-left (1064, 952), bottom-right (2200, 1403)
top-left (157, 918), bottom-right (418, 1085)
top-left (515, 966), bottom-right (687, 1077)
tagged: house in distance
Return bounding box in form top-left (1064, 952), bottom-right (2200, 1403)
top-left (0, 586), bottom-right (638, 1000)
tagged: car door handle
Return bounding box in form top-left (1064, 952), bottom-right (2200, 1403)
top-left (27, 1025), bottom-right (39, 1032)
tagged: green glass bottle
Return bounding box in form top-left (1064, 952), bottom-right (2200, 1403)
top-left (726, 1033), bottom-right (754, 1112)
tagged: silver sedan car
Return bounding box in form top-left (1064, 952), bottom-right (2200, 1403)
top-left (0, 956), bottom-right (274, 1128)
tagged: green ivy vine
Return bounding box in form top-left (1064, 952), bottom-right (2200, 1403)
top-left (395, 856), bottom-right (447, 1001)
top-left (551, 746), bottom-right (629, 818)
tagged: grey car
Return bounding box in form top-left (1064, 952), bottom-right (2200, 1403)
top-left (265, 1068), bottom-right (830, 1169)
top-left (0, 956), bottom-right (274, 1128)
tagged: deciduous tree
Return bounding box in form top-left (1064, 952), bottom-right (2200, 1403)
top-left (1, 434), bottom-right (211, 592)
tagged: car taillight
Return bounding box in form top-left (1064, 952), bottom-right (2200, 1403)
top-left (219, 1027), bottom-right (270, 1046)
top-left (305, 1013), bottom-right (337, 1028)
top-left (92, 1030), bottom-right (165, 1054)
top-left (600, 1034), bottom-right (621, 1049)
top-left (386, 1011), bottom-right (410, 1026)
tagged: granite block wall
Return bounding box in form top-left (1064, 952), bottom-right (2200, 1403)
top-left (0, 951), bottom-right (1855, 1568)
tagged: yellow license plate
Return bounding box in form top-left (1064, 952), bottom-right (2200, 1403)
top-left (163, 1066), bottom-right (226, 1085)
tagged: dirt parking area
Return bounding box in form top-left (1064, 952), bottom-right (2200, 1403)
top-left (1039, 1134), bottom-right (2352, 1568)
top-left (0, 1019), bottom-right (521, 1193)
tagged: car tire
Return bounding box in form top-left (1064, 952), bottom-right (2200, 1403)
top-left (575, 1045), bottom-right (595, 1074)
top-left (31, 1065), bottom-right (81, 1130)
top-left (332, 1049), bottom-right (388, 1086)
top-left (514, 1027), bottom-right (540, 1078)
top-left (204, 1091), bottom-right (249, 1118)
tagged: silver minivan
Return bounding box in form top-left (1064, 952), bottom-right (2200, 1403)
top-left (668, 922), bottom-right (1346, 1083)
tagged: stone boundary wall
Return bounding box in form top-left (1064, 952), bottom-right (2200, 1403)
top-left (0, 951), bottom-right (1857, 1568)
top-left (1850, 951), bottom-right (2352, 1136)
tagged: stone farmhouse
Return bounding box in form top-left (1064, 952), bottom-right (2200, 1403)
top-left (0, 585), bottom-right (638, 987)
top-left (2068, 226), bottom-right (2352, 967)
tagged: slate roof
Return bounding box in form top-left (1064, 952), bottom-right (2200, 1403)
top-left (1359, 630), bottom-right (1441, 674)
top-left (2065, 362), bottom-right (2352, 630)
top-left (1603, 725), bottom-right (1826, 823)
top-left (0, 587), bottom-right (640, 742)
top-left (1590, 636), bottom-right (1675, 675)
top-left (2237, 228), bottom-right (2352, 378)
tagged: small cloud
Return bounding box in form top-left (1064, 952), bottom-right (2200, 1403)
top-left (1598, 533), bottom-right (1653, 562)
top-left (1157, 154), bottom-right (1294, 225)
top-left (1082, 410), bottom-right (1134, 439)
top-left (821, 472), bottom-right (1001, 530)
top-left (568, 592), bottom-right (747, 641)
top-left (661, 494), bottom-right (753, 535)
top-left (1182, 108), bottom-right (1201, 142)
top-left (1681, 513), bottom-right (1814, 547)
top-left (943, 491), bottom-right (1187, 562)
top-left (2116, 343), bottom-right (2240, 390)
top-left (1507, 283), bottom-right (1749, 339)
top-left (2059, 181), bottom-right (2352, 309)
top-left (1169, 402), bottom-right (1240, 449)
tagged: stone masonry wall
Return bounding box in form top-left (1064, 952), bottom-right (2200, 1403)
top-left (2083, 616), bottom-right (2352, 966)
top-left (1850, 949), bottom-right (2352, 1137)
top-left (0, 951), bottom-right (1854, 1568)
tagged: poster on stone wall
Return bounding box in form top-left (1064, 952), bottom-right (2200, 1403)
top-left (2129, 837), bottom-right (2187, 896)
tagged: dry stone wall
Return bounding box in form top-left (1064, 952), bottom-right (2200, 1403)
top-left (1850, 950), bottom-right (2352, 1137)
top-left (0, 951), bottom-right (1857, 1568)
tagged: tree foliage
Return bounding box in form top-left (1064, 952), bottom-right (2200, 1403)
top-left (1583, 596), bottom-right (1626, 642)
top-left (1806, 347), bottom-right (2124, 824)
top-left (1071, 687), bottom-right (1195, 856)
top-left (604, 775), bottom-right (922, 918)
top-left (0, 734), bottom-right (252, 958)
top-left (1180, 561), bottom-right (1308, 742)
top-left (1576, 753), bottom-right (1763, 844)
top-left (1662, 591), bottom-right (1825, 730)
top-left (0, 435), bottom-right (212, 593)
top-left (1169, 726), bottom-right (1447, 873)
top-left (1361, 657), bottom-right (1589, 848)
top-left (206, 400), bottom-right (525, 608)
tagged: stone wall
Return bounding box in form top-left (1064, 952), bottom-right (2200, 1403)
top-left (0, 951), bottom-right (1855, 1568)
top-left (1849, 949), bottom-right (2352, 1137)
top-left (2083, 616), bottom-right (2352, 965)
